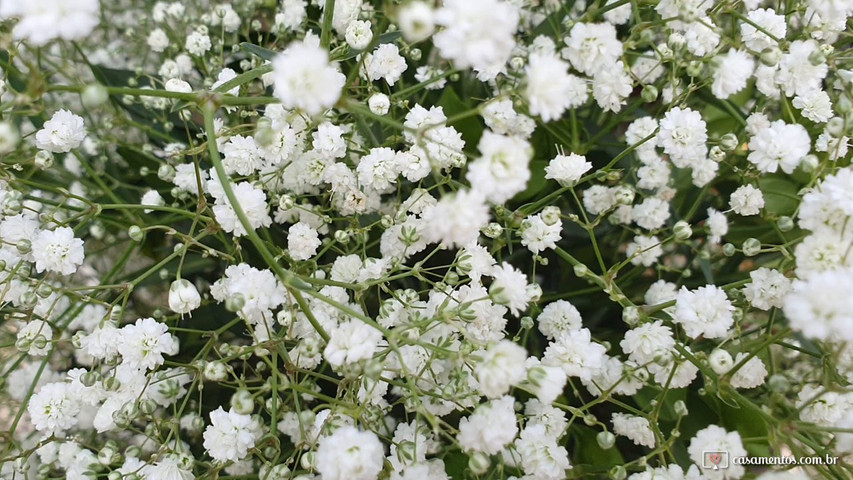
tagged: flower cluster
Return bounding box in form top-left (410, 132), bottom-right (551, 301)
top-left (1, 0), bottom-right (852, 480)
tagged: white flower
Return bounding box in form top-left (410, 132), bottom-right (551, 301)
top-left (621, 320), bottom-right (675, 364)
top-left (272, 37), bottom-right (346, 115)
top-left (776, 40), bottom-right (828, 97)
top-left (626, 235), bottom-right (663, 267)
top-left (545, 153), bottom-right (592, 187)
top-left (357, 147), bottom-right (400, 191)
top-left (364, 44), bottom-right (407, 86)
top-left (32, 227), bottom-right (85, 275)
top-left (147, 29), bottom-right (170, 52)
top-left (523, 357), bottom-right (567, 405)
top-left (397, 1), bottom-right (435, 43)
top-left (118, 317), bottom-right (177, 370)
top-left (211, 264), bottom-right (288, 324)
top-left (707, 208), bottom-right (728, 243)
top-left (422, 189), bottom-right (489, 248)
top-left (729, 185), bottom-right (765, 216)
top-left (35, 110), bottom-right (87, 153)
top-left (632, 197), bottom-right (671, 231)
top-left (316, 426), bottom-right (384, 480)
top-left (514, 425), bottom-right (572, 479)
top-left (324, 320), bottom-right (383, 368)
top-left (203, 407), bottom-right (260, 463)
top-left (792, 90), bottom-right (833, 123)
top-left (542, 328), bottom-right (606, 380)
top-left (457, 396), bottom-right (518, 454)
top-left (467, 131), bottom-right (533, 204)
top-left (344, 20), bottom-right (373, 50)
top-left (433, 0), bottom-right (519, 80)
top-left (221, 135), bottom-right (262, 176)
top-left (583, 185), bottom-right (617, 215)
top-left (165, 78), bottom-right (192, 93)
top-left (212, 68), bottom-right (239, 95)
top-left (747, 120), bottom-right (811, 174)
top-left (475, 340), bottom-right (527, 398)
top-left (28, 382), bottom-right (80, 436)
top-left (520, 214), bottom-right (561, 255)
top-left (784, 268), bottom-right (853, 342)
top-left (612, 413), bottom-right (655, 448)
top-left (593, 61), bottom-right (633, 112)
top-left (211, 181), bottom-right (273, 237)
top-left (562, 22), bottom-right (622, 76)
top-left (729, 353), bottom-right (768, 389)
top-left (185, 28), bottom-right (212, 56)
top-left (287, 222), bottom-right (321, 261)
top-left (740, 8), bottom-right (785, 52)
top-left (489, 262), bottom-right (533, 316)
top-left (674, 285), bottom-right (734, 339)
top-left (141, 189), bottom-right (165, 213)
top-left (657, 107), bottom-right (707, 169)
top-left (169, 279), bottom-right (202, 315)
top-left (688, 426), bottom-right (747, 479)
top-left (525, 53), bottom-right (588, 122)
top-left (0, 0), bottom-right (99, 46)
top-left (742, 267), bottom-right (792, 310)
top-left (711, 49), bottom-right (755, 99)
top-left (537, 300), bottom-right (582, 340)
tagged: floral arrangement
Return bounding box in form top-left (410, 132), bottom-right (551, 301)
top-left (0, 0), bottom-right (852, 479)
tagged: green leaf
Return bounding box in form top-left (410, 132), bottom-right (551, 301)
top-left (572, 425), bottom-right (625, 471)
top-left (240, 42), bottom-right (277, 61)
top-left (758, 175), bottom-right (801, 216)
top-left (513, 160), bottom-right (549, 203)
top-left (436, 87), bottom-right (484, 147)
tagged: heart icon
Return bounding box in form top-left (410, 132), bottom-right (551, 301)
top-left (708, 453), bottom-right (722, 470)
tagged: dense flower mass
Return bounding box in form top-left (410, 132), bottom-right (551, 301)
top-left (1, 1), bottom-right (852, 480)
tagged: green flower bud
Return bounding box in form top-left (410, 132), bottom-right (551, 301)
top-left (597, 431), bottom-right (616, 449)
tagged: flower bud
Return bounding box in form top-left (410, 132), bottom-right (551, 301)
top-left (226, 292), bottom-right (245, 312)
top-left (742, 237), bottom-right (761, 257)
top-left (767, 374), bottom-right (790, 393)
top-left (368, 93), bottom-right (390, 116)
top-left (800, 154), bottom-right (819, 173)
top-left (468, 451), bottom-right (490, 475)
top-left (708, 349), bottom-right (733, 375)
top-left (720, 133), bottom-right (739, 152)
top-left (613, 186), bottom-right (635, 205)
top-left (520, 316), bottom-right (534, 330)
top-left (674, 399), bottom-right (688, 417)
top-left (34, 150), bottom-right (54, 169)
top-left (777, 216), bottom-right (794, 232)
top-left (231, 389), bottom-right (254, 414)
top-left (128, 225), bottom-right (144, 242)
top-left (673, 220), bottom-right (692, 240)
top-left (278, 194), bottom-right (295, 211)
top-left (826, 117), bottom-right (845, 138)
top-left (203, 361), bottom-right (228, 381)
top-left (760, 46), bottom-right (781, 66)
top-left (622, 306), bottom-right (640, 326)
top-left (573, 263), bottom-right (588, 277)
top-left (641, 85), bottom-right (658, 103)
top-left (157, 164), bottom-right (176, 182)
top-left (686, 60), bottom-right (703, 77)
top-left (597, 431), bottom-right (616, 449)
top-left (0, 122), bottom-right (20, 154)
top-left (709, 145), bottom-right (725, 162)
top-left (82, 84), bottom-right (110, 108)
top-left (482, 222), bottom-right (503, 239)
top-left (169, 279), bottom-right (201, 315)
top-left (541, 206), bottom-right (561, 226)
